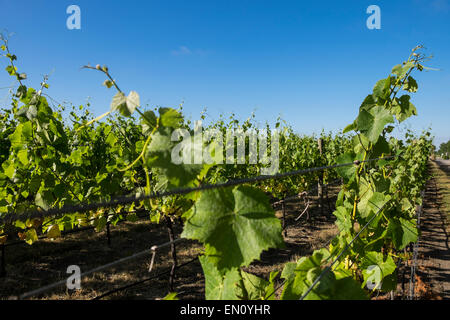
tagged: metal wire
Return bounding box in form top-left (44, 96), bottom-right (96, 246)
top-left (2, 210), bottom-right (148, 248)
top-left (299, 200), bottom-right (390, 300)
top-left (92, 256), bottom-right (200, 300)
top-left (17, 238), bottom-right (187, 300)
top-left (272, 178), bottom-right (342, 207)
top-left (9, 157), bottom-right (394, 299)
top-left (15, 178), bottom-right (345, 300)
top-left (0, 156), bottom-right (394, 225)
top-left (409, 189), bottom-right (424, 300)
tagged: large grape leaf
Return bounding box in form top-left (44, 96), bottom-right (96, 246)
top-left (372, 78), bottom-right (391, 102)
top-left (371, 135), bottom-right (390, 158)
top-left (391, 95), bottom-right (417, 123)
top-left (335, 152), bottom-right (363, 182)
top-left (355, 105), bottom-right (394, 143)
top-left (331, 269), bottom-right (369, 300)
top-left (391, 61), bottom-right (414, 79)
top-left (240, 270), bottom-right (278, 300)
top-left (361, 251), bottom-right (396, 290)
top-left (146, 126), bottom-right (209, 190)
top-left (335, 152), bottom-right (356, 181)
top-left (333, 206), bottom-right (352, 232)
top-left (358, 191), bottom-right (390, 219)
top-left (402, 76), bottom-right (418, 93)
top-left (388, 217), bottom-right (418, 250)
top-left (359, 94), bottom-right (377, 112)
top-left (199, 255), bottom-right (242, 300)
top-left (159, 107), bottom-right (183, 128)
top-left (280, 249), bottom-right (367, 300)
top-left (182, 185), bottom-right (284, 270)
top-left (280, 248), bottom-right (331, 299)
top-left (110, 91), bottom-right (140, 117)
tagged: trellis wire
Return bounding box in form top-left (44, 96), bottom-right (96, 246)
top-left (271, 178), bottom-right (342, 207)
top-left (16, 238), bottom-right (186, 300)
top-left (300, 200), bottom-right (390, 300)
top-left (15, 178), bottom-right (345, 300)
top-left (0, 156), bottom-right (395, 225)
top-left (92, 256), bottom-right (200, 300)
top-left (9, 157), bottom-right (394, 299)
top-left (409, 189), bottom-right (425, 300)
top-left (2, 210), bottom-right (148, 248)
top-left (0, 179), bottom-right (342, 280)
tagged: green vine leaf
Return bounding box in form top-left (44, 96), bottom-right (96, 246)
top-left (391, 95), bottom-right (417, 122)
top-left (24, 228), bottom-right (38, 245)
top-left (141, 110), bottom-right (157, 134)
top-left (199, 255), bottom-right (242, 300)
top-left (281, 249), bottom-right (368, 300)
top-left (159, 107), bottom-right (183, 128)
top-left (343, 121), bottom-right (356, 134)
top-left (126, 91), bottom-right (140, 114)
top-left (372, 77), bottom-right (391, 103)
top-left (182, 185), bottom-right (284, 270)
top-left (392, 61), bottom-right (414, 79)
top-left (372, 136), bottom-right (390, 158)
top-left (335, 152), bottom-right (362, 182)
top-left (361, 251), bottom-right (396, 289)
top-left (240, 271), bottom-right (270, 300)
top-left (358, 191), bottom-right (390, 219)
top-left (110, 92), bottom-right (127, 115)
top-left (402, 76), bottom-right (418, 93)
top-left (356, 105), bottom-right (394, 143)
top-left (146, 126), bottom-right (208, 190)
top-left (280, 248), bottom-right (331, 299)
top-left (111, 91), bottom-right (139, 117)
top-left (388, 217), bottom-right (418, 250)
top-left (333, 206), bottom-right (352, 232)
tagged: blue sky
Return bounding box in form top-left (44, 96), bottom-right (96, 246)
top-left (1, 0), bottom-right (449, 147)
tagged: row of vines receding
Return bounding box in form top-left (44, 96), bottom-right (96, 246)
top-left (0, 37), bottom-right (434, 300)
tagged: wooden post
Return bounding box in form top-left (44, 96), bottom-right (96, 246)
top-left (317, 138), bottom-right (324, 215)
top-left (325, 183), bottom-right (331, 212)
top-left (106, 222), bottom-right (111, 247)
top-left (166, 216), bottom-right (178, 292)
top-left (104, 210), bottom-right (111, 248)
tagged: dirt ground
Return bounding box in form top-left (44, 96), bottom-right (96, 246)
top-left (374, 159), bottom-right (450, 300)
top-left (1, 162), bottom-right (449, 300)
top-left (413, 159), bottom-right (450, 299)
top-left (0, 185), bottom-right (341, 300)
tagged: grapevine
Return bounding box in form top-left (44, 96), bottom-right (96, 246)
top-left (0, 38), bottom-right (434, 300)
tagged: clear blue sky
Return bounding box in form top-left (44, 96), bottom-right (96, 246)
top-left (1, 0), bottom-right (449, 147)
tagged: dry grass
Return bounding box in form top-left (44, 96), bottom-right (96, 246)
top-left (431, 160), bottom-right (450, 226)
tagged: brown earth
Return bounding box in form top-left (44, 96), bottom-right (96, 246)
top-left (2, 161), bottom-right (448, 300)
top-left (0, 185), bottom-right (341, 300)
top-left (375, 160), bottom-right (450, 300)
top-left (413, 160), bottom-right (450, 299)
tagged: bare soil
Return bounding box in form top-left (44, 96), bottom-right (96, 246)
top-left (376, 160), bottom-right (450, 300)
top-left (414, 160), bottom-right (450, 299)
top-left (3, 162), bottom-right (448, 301)
top-left (0, 186), bottom-right (341, 300)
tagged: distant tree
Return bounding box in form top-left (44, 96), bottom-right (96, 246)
top-left (438, 140), bottom-right (450, 159)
